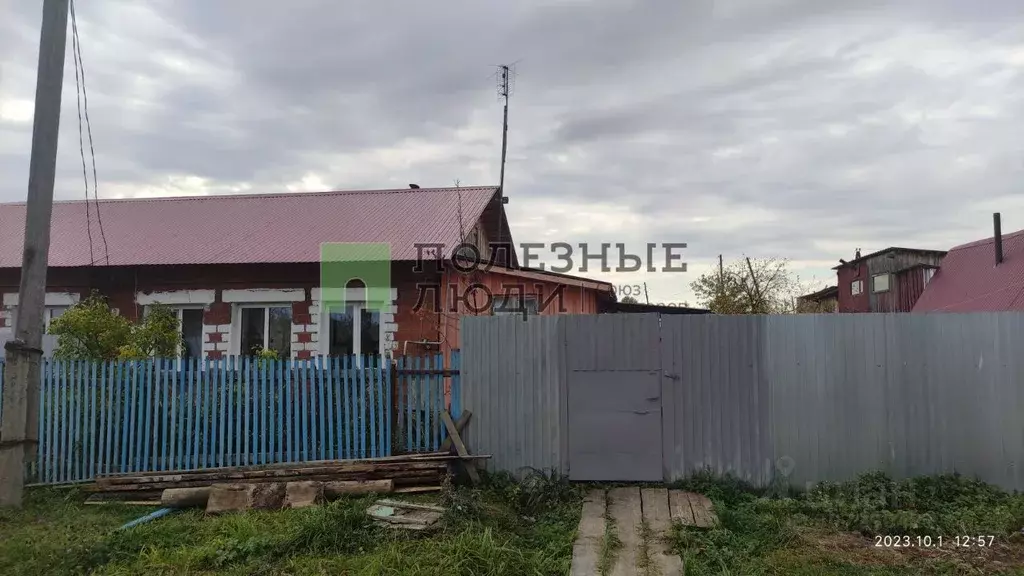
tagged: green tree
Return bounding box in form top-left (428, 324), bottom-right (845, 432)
top-left (620, 295), bottom-right (639, 304)
top-left (691, 257), bottom-right (802, 314)
top-left (48, 293), bottom-right (183, 360)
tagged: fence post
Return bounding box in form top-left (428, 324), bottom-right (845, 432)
top-left (451, 350), bottom-right (461, 418)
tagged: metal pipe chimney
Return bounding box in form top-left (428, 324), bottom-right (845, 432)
top-left (994, 213), bottom-right (1003, 266)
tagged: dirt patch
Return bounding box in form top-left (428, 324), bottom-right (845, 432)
top-left (793, 527), bottom-right (1024, 573)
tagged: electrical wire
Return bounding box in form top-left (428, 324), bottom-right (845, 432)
top-left (70, 0), bottom-right (109, 265)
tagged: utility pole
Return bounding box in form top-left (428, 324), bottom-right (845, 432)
top-left (0, 0), bottom-right (69, 507)
top-left (496, 64), bottom-right (514, 198)
top-left (494, 64), bottom-right (514, 267)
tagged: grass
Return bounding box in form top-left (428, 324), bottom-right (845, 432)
top-left (0, 469), bottom-right (582, 576)
top-left (597, 492), bottom-right (622, 575)
top-left (669, 471), bottom-right (1024, 575)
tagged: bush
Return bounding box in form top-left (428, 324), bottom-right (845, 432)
top-left (47, 293), bottom-right (182, 360)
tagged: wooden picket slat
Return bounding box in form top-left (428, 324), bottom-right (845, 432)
top-left (5, 352), bottom-right (457, 486)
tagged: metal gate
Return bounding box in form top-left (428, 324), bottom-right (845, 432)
top-left (565, 315), bottom-right (665, 481)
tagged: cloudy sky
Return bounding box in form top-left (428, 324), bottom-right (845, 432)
top-left (2, 0), bottom-right (1023, 305)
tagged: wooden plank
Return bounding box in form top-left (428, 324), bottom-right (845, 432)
top-left (393, 486), bottom-right (441, 494)
top-left (569, 489), bottom-right (605, 576)
top-left (685, 492), bottom-right (717, 528)
top-left (668, 489), bottom-right (696, 526)
top-left (84, 500), bottom-right (160, 506)
top-left (95, 451), bottom-right (451, 479)
top-left (641, 488), bottom-right (683, 576)
top-left (373, 499), bottom-right (446, 513)
top-left (439, 410), bottom-right (480, 484)
top-left (85, 470), bottom-right (447, 493)
top-left (608, 487), bottom-right (642, 576)
top-left (95, 461), bottom-right (447, 486)
top-left (439, 410), bottom-right (472, 453)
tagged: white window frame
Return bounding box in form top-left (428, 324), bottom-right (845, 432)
top-left (872, 273), bottom-right (891, 293)
top-left (851, 280), bottom-right (863, 296)
top-left (319, 302), bottom-right (384, 362)
top-left (10, 306), bottom-right (68, 331)
top-left (145, 305), bottom-right (205, 365)
top-left (491, 294), bottom-right (539, 316)
top-left (233, 303), bottom-right (293, 357)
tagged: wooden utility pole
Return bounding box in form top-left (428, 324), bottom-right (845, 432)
top-left (0, 0), bottom-right (69, 507)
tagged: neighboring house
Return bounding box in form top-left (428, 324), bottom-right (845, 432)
top-left (832, 247), bottom-right (946, 313)
top-left (796, 285), bottom-right (838, 313)
top-left (913, 215), bottom-right (1024, 312)
top-left (0, 186), bottom-right (615, 361)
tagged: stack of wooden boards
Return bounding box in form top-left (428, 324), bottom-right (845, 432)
top-left (84, 452), bottom-right (484, 510)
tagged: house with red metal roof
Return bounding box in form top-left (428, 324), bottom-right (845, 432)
top-left (831, 247), bottom-right (947, 313)
top-left (0, 186), bottom-right (614, 360)
top-left (913, 214), bottom-right (1024, 312)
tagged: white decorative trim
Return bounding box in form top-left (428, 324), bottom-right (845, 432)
top-left (216, 324), bottom-right (231, 333)
top-left (222, 288), bottom-right (305, 303)
top-left (312, 287), bottom-right (398, 302)
top-left (202, 341), bottom-right (217, 351)
top-left (3, 292), bottom-right (80, 307)
top-left (136, 289), bottom-right (215, 306)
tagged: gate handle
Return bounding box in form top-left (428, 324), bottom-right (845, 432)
top-left (633, 410), bottom-right (650, 415)
top-left (646, 396), bottom-right (659, 401)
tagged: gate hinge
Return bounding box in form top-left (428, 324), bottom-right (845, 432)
top-left (663, 372), bottom-right (680, 380)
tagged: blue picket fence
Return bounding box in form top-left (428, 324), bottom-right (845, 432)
top-left (0, 352), bottom-right (460, 485)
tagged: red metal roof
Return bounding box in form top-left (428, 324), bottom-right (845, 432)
top-left (912, 228), bottom-right (1024, 312)
top-left (0, 187), bottom-right (500, 267)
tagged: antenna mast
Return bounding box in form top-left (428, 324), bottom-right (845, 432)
top-left (496, 64), bottom-right (515, 198)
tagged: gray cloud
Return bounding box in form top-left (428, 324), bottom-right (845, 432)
top-left (1, 0), bottom-right (1023, 303)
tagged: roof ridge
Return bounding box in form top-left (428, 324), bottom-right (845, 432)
top-left (0, 186), bottom-right (499, 207)
top-left (950, 227), bottom-right (1024, 251)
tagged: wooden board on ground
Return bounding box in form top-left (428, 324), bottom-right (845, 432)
top-left (607, 487), bottom-right (643, 576)
top-left (569, 489), bottom-right (605, 576)
top-left (394, 486), bottom-right (440, 494)
top-left (284, 481), bottom-right (325, 509)
top-left (640, 488), bottom-right (684, 576)
top-left (668, 489), bottom-right (717, 528)
top-left (439, 410), bottom-right (480, 484)
top-left (206, 483), bottom-right (286, 514)
top-left (366, 499), bottom-right (443, 531)
top-left (95, 452), bottom-right (453, 479)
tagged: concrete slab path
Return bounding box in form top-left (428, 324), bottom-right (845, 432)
top-left (569, 487), bottom-right (717, 576)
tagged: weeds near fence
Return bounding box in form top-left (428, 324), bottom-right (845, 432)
top-left (0, 471), bottom-right (580, 576)
top-left (671, 471), bottom-right (1024, 575)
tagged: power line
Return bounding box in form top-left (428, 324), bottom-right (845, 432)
top-left (69, 0), bottom-right (108, 265)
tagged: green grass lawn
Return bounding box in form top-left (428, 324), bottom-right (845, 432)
top-left (0, 473), bottom-right (582, 576)
top-left (670, 471), bottom-right (1024, 575)
top-left (4, 471), bottom-right (1024, 575)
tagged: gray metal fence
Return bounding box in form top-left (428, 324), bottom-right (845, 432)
top-left (460, 313), bottom-right (1024, 491)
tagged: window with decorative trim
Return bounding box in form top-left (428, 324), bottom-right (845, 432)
top-left (320, 281), bottom-right (382, 360)
top-left (10, 306), bottom-right (68, 331)
top-left (235, 305), bottom-right (292, 357)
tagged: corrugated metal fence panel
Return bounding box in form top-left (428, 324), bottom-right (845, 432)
top-left (663, 315), bottom-right (773, 485)
top-left (670, 313), bottom-right (1024, 491)
top-left (461, 312), bottom-right (1024, 491)
top-left (461, 315), bottom-right (566, 477)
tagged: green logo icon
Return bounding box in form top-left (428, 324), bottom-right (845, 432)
top-left (320, 243), bottom-right (392, 312)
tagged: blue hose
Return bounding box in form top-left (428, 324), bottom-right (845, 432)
top-left (118, 507), bottom-right (175, 531)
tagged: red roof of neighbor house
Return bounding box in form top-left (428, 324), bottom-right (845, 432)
top-left (912, 228), bottom-right (1024, 312)
top-left (0, 187), bottom-right (501, 267)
